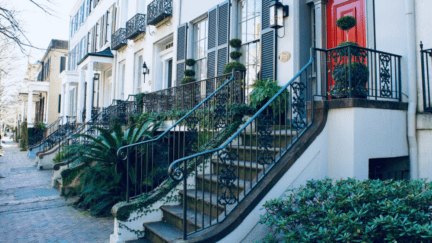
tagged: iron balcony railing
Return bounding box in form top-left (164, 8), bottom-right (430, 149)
top-left (111, 28), bottom-right (127, 51)
top-left (315, 45), bottom-right (402, 101)
top-left (147, 0), bottom-right (173, 26)
top-left (139, 73), bottom-right (248, 114)
top-left (28, 117), bottom-right (62, 147)
top-left (117, 70), bottom-right (245, 201)
top-left (420, 42), bottom-right (432, 112)
top-left (126, 14), bottom-right (146, 40)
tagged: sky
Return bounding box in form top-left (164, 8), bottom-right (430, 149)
top-left (3, 0), bottom-right (76, 81)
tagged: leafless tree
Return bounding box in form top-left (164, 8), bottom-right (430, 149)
top-left (0, 0), bottom-right (55, 53)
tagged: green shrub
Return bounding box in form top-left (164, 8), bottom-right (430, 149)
top-left (331, 62), bottom-right (369, 97)
top-left (337, 41), bottom-right (358, 47)
top-left (229, 38), bottom-right (242, 48)
top-left (186, 59), bottom-right (196, 67)
top-left (250, 79), bottom-right (288, 115)
top-left (230, 51), bottom-right (243, 60)
top-left (184, 69), bottom-right (195, 77)
top-left (181, 77), bottom-right (196, 84)
top-left (336, 15), bottom-right (357, 31)
top-left (20, 121), bottom-right (28, 150)
top-left (260, 178), bottom-right (432, 243)
top-left (222, 61), bottom-right (246, 74)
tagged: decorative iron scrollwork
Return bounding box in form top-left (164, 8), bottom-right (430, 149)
top-left (291, 81), bottom-right (306, 129)
top-left (257, 114), bottom-right (275, 165)
top-left (185, 116), bottom-right (200, 155)
top-left (213, 93), bottom-right (229, 129)
top-left (218, 150), bottom-right (238, 206)
top-left (380, 53), bottom-right (392, 98)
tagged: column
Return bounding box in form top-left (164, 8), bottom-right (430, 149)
top-left (65, 82), bottom-right (71, 122)
top-left (21, 99), bottom-right (26, 121)
top-left (314, 0), bottom-right (326, 97)
top-left (85, 62), bottom-right (94, 122)
top-left (77, 69), bottom-right (85, 123)
top-left (27, 89), bottom-right (34, 124)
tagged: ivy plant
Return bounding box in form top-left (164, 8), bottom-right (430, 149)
top-left (249, 79), bottom-right (288, 116)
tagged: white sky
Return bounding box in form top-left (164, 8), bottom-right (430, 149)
top-left (2, 0), bottom-right (76, 81)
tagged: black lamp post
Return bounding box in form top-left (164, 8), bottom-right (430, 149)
top-left (269, 0), bottom-right (289, 29)
top-left (142, 62), bottom-right (150, 83)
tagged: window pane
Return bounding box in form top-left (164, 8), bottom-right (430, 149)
top-left (246, 19), bottom-right (254, 42)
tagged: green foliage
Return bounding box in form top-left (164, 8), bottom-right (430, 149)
top-left (331, 62), bottom-right (369, 98)
top-left (260, 178), bottom-right (432, 243)
top-left (230, 51), bottom-right (243, 60)
top-left (61, 164), bottom-right (86, 187)
top-left (34, 122), bottom-right (46, 133)
top-left (184, 69), bottom-right (195, 77)
top-left (181, 76), bottom-right (196, 84)
top-left (64, 118), bottom-right (162, 216)
top-left (229, 38), bottom-right (242, 48)
top-left (250, 79), bottom-right (289, 115)
top-left (20, 121), bottom-right (28, 150)
top-left (185, 59), bottom-right (196, 67)
top-left (336, 15), bottom-right (357, 31)
top-left (223, 61), bottom-right (246, 74)
top-left (337, 41), bottom-right (359, 47)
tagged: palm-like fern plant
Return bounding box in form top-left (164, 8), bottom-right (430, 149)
top-left (64, 118), bottom-right (162, 216)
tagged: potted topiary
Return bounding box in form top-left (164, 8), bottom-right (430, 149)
top-left (331, 15), bottom-right (368, 99)
top-left (223, 39), bottom-right (246, 74)
top-left (181, 59), bottom-right (197, 84)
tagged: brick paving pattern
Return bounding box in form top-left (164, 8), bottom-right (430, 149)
top-left (0, 138), bottom-right (113, 243)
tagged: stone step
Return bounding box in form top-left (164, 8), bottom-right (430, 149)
top-left (143, 221), bottom-right (183, 243)
top-left (239, 130), bottom-right (295, 147)
top-left (231, 146), bottom-right (281, 162)
top-left (161, 205), bottom-right (214, 233)
top-left (196, 174), bottom-right (248, 196)
top-left (211, 159), bottom-right (264, 180)
top-left (179, 190), bottom-right (226, 218)
top-left (126, 238), bottom-right (152, 243)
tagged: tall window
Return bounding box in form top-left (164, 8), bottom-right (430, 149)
top-left (194, 18), bottom-right (208, 81)
top-left (238, 0), bottom-right (261, 86)
top-left (135, 54), bottom-right (143, 93)
top-left (119, 62), bottom-right (126, 99)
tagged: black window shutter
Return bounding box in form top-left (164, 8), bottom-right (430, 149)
top-left (58, 94), bottom-right (61, 113)
top-left (261, 0), bottom-right (275, 81)
top-left (207, 1), bottom-right (230, 78)
top-left (60, 56), bottom-right (66, 73)
top-left (176, 23), bottom-right (188, 85)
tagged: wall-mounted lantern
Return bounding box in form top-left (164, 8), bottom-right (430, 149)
top-left (269, 0), bottom-right (289, 29)
top-left (142, 62), bottom-right (150, 83)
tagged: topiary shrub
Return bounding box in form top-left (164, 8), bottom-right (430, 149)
top-left (230, 51), bottom-right (243, 60)
top-left (336, 15), bottom-right (357, 31)
top-left (260, 178), bottom-right (432, 243)
top-left (186, 59), bottom-right (196, 67)
top-left (184, 69), bottom-right (196, 77)
top-left (229, 38), bottom-right (242, 48)
top-left (181, 77), bottom-right (196, 84)
top-left (20, 121), bottom-right (28, 150)
top-left (337, 41), bottom-right (358, 47)
top-left (222, 61), bottom-right (246, 74)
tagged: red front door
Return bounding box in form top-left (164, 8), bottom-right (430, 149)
top-left (327, 0), bottom-right (367, 94)
top-left (327, 0), bottom-right (366, 49)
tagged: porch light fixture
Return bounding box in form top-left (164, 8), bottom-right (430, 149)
top-left (269, 0), bottom-right (289, 29)
top-left (142, 62), bottom-right (150, 83)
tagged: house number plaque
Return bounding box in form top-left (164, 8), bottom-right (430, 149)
top-left (279, 51), bottom-right (291, 63)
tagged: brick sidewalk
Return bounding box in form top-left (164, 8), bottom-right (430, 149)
top-left (0, 138), bottom-right (113, 243)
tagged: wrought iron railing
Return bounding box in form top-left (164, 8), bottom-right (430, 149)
top-left (117, 70), bottom-right (245, 201)
top-left (82, 107), bottom-right (101, 123)
top-left (315, 45), bottom-right (402, 101)
top-left (111, 28), bottom-right (127, 51)
top-left (126, 14), bottom-right (146, 40)
top-left (147, 0), bottom-right (173, 26)
top-left (39, 117), bottom-right (78, 152)
top-left (420, 42), bottom-right (432, 112)
top-left (29, 117), bottom-right (62, 147)
top-left (166, 55), bottom-right (316, 240)
top-left (139, 73), bottom-right (248, 114)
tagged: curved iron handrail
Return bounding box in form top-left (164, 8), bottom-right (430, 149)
top-left (28, 117), bottom-right (63, 149)
top-left (117, 70), bottom-right (242, 156)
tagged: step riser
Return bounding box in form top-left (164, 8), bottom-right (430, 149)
top-left (180, 192), bottom-right (225, 218)
top-left (211, 162), bottom-right (262, 180)
top-left (162, 210), bottom-right (200, 233)
top-left (196, 177), bottom-right (244, 196)
top-left (231, 148), bottom-right (278, 162)
top-left (242, 135), bottom-right (291, 147)
top-left (144, 227), bottom-right (167, 243)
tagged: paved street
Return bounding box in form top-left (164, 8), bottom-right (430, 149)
top-left (0, 138), bottom-right (113, 243)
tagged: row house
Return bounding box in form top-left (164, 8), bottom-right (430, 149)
top-left (48, 0), bottom-right (432, 242)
